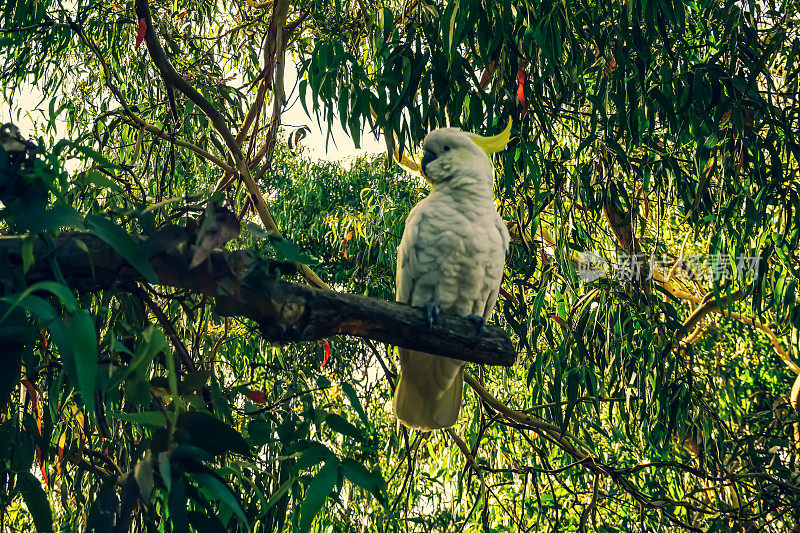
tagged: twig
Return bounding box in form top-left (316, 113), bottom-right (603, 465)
top-left (135, 287), bottom-right (196, 372)
top-left (463, 373), bottom-right (590, 461)
top-left (446, 428), bottom-right (526, 531)
top-left (134, 0), bottom-right (326, 289)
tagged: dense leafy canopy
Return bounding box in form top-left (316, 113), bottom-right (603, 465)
top-left (1, 0), bottom-right (800, 531)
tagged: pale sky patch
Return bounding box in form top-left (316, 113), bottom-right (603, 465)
top-left (0, 57), bottom-right (384, 164)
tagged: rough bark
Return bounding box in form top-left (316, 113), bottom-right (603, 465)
top-left (0, 229), bottom-right (516, 367)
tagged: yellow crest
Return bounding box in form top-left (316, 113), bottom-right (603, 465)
top-left (468, 120), bottom-right (513, 156)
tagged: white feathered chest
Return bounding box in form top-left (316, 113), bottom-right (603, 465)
top-left (398, 190), bottom-right (509, 318)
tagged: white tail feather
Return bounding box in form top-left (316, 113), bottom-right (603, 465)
top-left (392, 348), bottom-right (465, 430)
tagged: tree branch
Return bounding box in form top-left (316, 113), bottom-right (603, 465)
top-left (0, 230), bottom-right (516, 367)
top-left (134, 0), bottom-right (327, 289)
top-left (681, 290), bottom-right (744, 333)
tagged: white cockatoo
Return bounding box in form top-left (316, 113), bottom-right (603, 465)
top-left (392, 124), bottom-right (511, 430)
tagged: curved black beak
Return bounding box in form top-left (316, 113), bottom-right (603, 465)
top-left (420, 150), bottom-right (436, 175)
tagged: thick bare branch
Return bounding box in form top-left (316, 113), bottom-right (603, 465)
top-left (0, 231), bottom-right (516, 367)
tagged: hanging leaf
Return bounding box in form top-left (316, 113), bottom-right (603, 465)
top-left (517, 65), bottom-right (527, 118)
top-left (340, 459), bottom-right (386, 502)
top-left (176, 411), bottom-right (251, 457)
top-left (246, 390), bottom-right (266, 403)
top-left (108, 326), bottom-right (167, 388)
top-left (298, 459), bottom-right (339, 533)
top-left (340, 382), bottom-right (369, 427)
top-left (341, 228), bottom-right (355, 259)
top-left (479, 61), bottom-right (496, 88)
top-left (135, 18), bottom-right (147, 49)
top-left (288, 126), bottom-right (310, 150)
top-left (61, 310), bottom-right (97, 419)
top-left (20, 379), bottom-right (41, 433)
top-left (56, 430), bottom-right (67, 475)
top-left (321, 339), bottom-right (331, 367)
top-left (85, 214), bottom-right (158, 283)
top-left (498, 286), bottom-right (517, 306)
top-left (0, 280), bottom-right (78, 323)
top-left (15, 471), bottom-right (54, 533)
top-left (191, 472), bottom-right (249, 529)
top-left (325, 413), bottom-right (363, 441)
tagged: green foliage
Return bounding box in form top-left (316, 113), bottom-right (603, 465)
top-left (14, 471), bottom-right (54, 533)
top-left (269, 149), bottom-right (420, 296)
top-left (1, 0), bottom-right (800, 530)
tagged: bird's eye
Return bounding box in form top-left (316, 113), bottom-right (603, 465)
top-left (443, 145), bottom-right (451, 152)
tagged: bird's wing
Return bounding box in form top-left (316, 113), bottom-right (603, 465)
top-left (396, 203), bottom-right (423, 304)
top-left (496, 211), bottom-right (511, 254)
top-left (481, 214), bottom-right (511, 321)
top-left (393, 200), bottom-right (466, 430)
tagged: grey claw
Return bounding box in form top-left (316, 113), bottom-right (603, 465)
top-left (466, 315), bottom-right (486, 336)
top-left (424, 301), bottom-right (441, 331)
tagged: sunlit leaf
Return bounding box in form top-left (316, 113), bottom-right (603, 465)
top-left (15, 472), bottom-right (53, 533)
top-left (298, 459), bottom-right (338, 533)
top-left (85, 214), bottom-right (158, 283)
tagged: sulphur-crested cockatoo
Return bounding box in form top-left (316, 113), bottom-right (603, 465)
top-left (392, 124), bottom-right (511, 430)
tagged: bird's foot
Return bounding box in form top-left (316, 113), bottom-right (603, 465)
top-left (424, 300), bottom-right (441, 331)
top-left (466, 315), bottom-right (486, 337)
